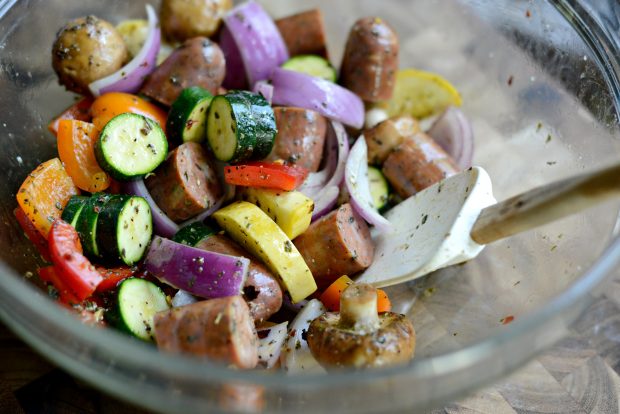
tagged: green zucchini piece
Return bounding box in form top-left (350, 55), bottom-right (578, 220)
top-left (172, 222), bottom-right (217, 246)
top-left (166, 86), bottom-right (214, 144)
top-left (108, 278), bottom-right (169, 341)
top-left (97, 195), bottom-right (153, 266)
top-left (235, 90), bottom-right (277, 159)
top-left (206, 91), bottom-right (276, 163)
top-left (281, 55), bottom-right (337, 82)
top-left (75, 193), bottom-right (115, 259)
top-left (61, 195), bottom-right (88, 226)
top-left (95, 113), bottom-right (168, 181)
top-left (368, 166), bottom-right (390, 211)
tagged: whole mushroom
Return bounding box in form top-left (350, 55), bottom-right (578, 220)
top-left (52, 16), bottom-right (128, 95)
top-left (307, 283), bottom-right (415, 369)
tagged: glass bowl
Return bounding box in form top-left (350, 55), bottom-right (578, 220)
top-left (1, 0), bottom-right (620, 412)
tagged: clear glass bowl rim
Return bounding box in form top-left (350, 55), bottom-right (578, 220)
top-left (1, 0), bottom-right (620, 408)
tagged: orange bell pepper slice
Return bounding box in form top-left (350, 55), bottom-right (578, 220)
top-left (16, 158), bottom-right (80, 237)
top-left (91, 92), bottom-right (167, 131)
top-left (319, 275), bottom-right (391, 313)
top-left (57, 119), bottom-right (110, 192)
top-left (48, 97), bottom-right (94, 136)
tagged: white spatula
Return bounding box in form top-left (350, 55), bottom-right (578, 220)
top-left (357, 163), bottom-right (620, 287)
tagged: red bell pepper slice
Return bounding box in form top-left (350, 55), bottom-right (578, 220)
top-left (95, 266), bottom-right (134, 292)
top-left (38, 266), bottom-right (81, 305)
top-left (14, 207), bottom-right (51, 262)
top-left (48, 97), bottom-right (94, 136)
top-left (48, 219), bottom-right (103, 301)
top-left (224, 162), bottom-right (309, 191)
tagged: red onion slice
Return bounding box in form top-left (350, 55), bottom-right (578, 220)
top-left (145, 236), bottom-right (249, 299)
top-left (271, 68), bottom-right (365, 129)
top-left (89, 5), bottom-right (161, 96)
top-left (427, 106), bottom-right (474, 169)
top-left (345, 137), bottom-right (392, 233)
top-left (219, 25), bottom-right (247, 89)
top-left (312, 185), bottom-right (340, 220)
top-left (252, 80), bottom-right (273, 104)
top-left (223, 1), bottom-right (289, 87)
top-left (124, 179), bottom-right (224, 238)
top-left (124, 179), bottom-right (178, 238)
top-left (300, 121), bottom-right (349, 220)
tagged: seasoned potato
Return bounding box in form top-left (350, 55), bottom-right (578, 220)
top-left (160, 0), bottom-right (233, 42)
top-left (52, 16), bottom-right (128, 95)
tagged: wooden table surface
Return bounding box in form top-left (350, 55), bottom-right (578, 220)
top-left (2, 273), bottom-right (620, 414)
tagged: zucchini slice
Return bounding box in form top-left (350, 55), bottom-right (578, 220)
top-left (61, 195), bottom-right (88, 226)
top-left (172, 222), bottom-right (217, 247)
top-left (368, 166), bottom-right (390, 211)
top-left (97, 195), bottom-right (153, 266)
top-left (206, 91), bottom-right (276, 163)
top-left (281, 55), bottom-right (337, 82)
top-left (109, 278), bottom-right (169, 341)
top-left (95, 113), bottom-right (168, 181)
top-left (166, 86), bottom-right (214, 144)
top-left (75, 193), bottom-right (115, 258)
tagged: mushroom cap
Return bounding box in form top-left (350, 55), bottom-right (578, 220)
top-left (307, 311), bottom-right (415, 369)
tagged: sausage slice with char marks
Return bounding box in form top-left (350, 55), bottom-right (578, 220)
top-left (266, 107), bottom-right (327, 172)
top-left (275, 9), bottom-right (329, 58)
top-left (195, 234), bottom-right (283, 324)
top-left (145, 142), bottom-right (222, 222)
top-left (154, 296), bottom-right (259, 369)
top-left (340, 17), bottom-right (399, 102)
top-left (382, 132), bottom-right (459, 198)
top-left (141, 36), bottom-right (225, 106)
top-left (294, 203), bottom-right (374, 290)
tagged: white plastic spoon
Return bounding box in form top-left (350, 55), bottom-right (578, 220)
top-left (357, 163), bottom-right (620, 287)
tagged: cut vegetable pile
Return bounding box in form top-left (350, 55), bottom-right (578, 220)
top-left (15, 0), bottom-right (477, 375)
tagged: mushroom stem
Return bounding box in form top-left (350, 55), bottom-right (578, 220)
top-left (339, 283), bottom-right (380, 331)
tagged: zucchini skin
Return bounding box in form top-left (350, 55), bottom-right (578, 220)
top-left (75, 193), bottom-right (115, 259)
top-left (206, 91), bottom-right (276, 163)
top-left (172, 222), bottom-right (217, 247)
top-left (228, 90), bottom-right (277, 160)
top-left (167, 86), bottom-right (214, 144)
top-left (61, 195), bottom-right (88, 226)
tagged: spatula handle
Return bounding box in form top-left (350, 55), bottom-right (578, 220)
top-left (470, 163), bottom-right (620, 245)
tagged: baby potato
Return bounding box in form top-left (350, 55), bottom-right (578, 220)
top-left (52, 16), bottom-right (128, 95)
top-left (160, 0), bottom-right (233, 42)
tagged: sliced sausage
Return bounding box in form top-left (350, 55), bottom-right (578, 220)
top-left (364, 115), bottom-right (419, 165)
top-left (140, 37), bottom-right (225, 106)
top-left (153, 296), bottom-right (259, 369)
top-left (339, 17), bottom-right (399, 102)
top-left (145, 142), bottom-right (222, 222)
top-left (293, 203), bottom-right (374, 290)
top-left (275, 9), bottom-right (329, 58)
top-left (52, 16), bottom-right (128, 95)
top-left (382, 133), bottom-right (459, 198)
top-left (195, 234), bottom-right (283, 324)
top-left (160, 0), bottom-right (233, 42)
top-left (266, 107), bottom-right (327, 172)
